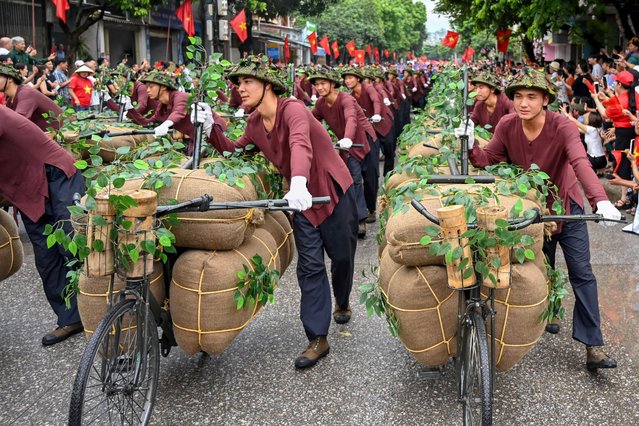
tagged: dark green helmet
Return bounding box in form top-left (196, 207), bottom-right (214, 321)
top-left (0, 64), bottom-right (22, 85)
top-left (471, 71), bottom-right (498, 89)
top-left (227, 55), bottom-right (288, 95)
top-left (505, 68), bottom-right (556, 103)
top-left (140, 70), bottom-right (178, 91)
top-left (341, 65), bottom-right (365, 81)
top-left (308, 66), bottom-right (341, 88)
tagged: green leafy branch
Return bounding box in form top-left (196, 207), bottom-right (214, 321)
top-left (234, 255), bottom-right (280, 310)
top-left (359, 265), bottom-right (399, 337)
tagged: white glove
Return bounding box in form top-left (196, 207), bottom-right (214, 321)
top-left (412, 87), bottom-right (417, 93)
top-left (453, 119), bottom-right (475, 149)
top-left (338, 138), bottom-right (353, 149)
top-left (234, 108), bottom-right (245, 118)
top-left (423, 83), bottom-right (428, 88)
top-left (101, 90), bottom-right (111, 102)
top-left (118, 95), bottom-right (133, 111)
top-left (383, 98), bottom-right (391, 106)
top-left (154, 120), bottom-right (173, 137)
top-left (370, 114), bottom-right (382, 123)
top-left (401, 93), bottom-right (406, 100)
top-left (284, 176), bottom-right (312, 212)
top-left (596, 200), bottom-right (622, 227)
top-left (311, 94), bottom-right (318, 102)
top-left (190, 102), bottom-right (214, 137)
top-left (290, 95), bottom-right (297, 100)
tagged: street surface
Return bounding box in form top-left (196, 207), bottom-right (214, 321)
top-left (1, 180), bottom-right (638, 425)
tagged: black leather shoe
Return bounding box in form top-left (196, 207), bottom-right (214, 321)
top-left (365, 212), bottom-right (376, 224)
top-left (545, 321), bottom-right (560, 334)
top-left (42, 322), bottom-right (84, 346)
top-left (358, 221), bottom-right (366, 239)
top-left (294, 336), bottom-right (329, 369)
top-left (586, 346), bottom-right (617, 371)
top-left (333, 306), bottom-right (352, 324)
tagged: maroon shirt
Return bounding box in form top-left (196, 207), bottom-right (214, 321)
top-left (205, 98), bottom-right (353, 227)
top-left (294, 81), bottom-right (312, 105)
top-left (351, 83), bottom-right (393, 136)
top-left (0, 106), bottom-right (77, 221)
top-left (6, 85), bottom-right (63, 131)
top-left (299, 78), bottom-right (313, 98)
top-left (373, 82), bottom-right (397, 111)
top-left (127, 90), bottom-right (194, 139)
top-left (312, 92), bottom-right (373, 162)
top-left (470, 93), bottom-right (515, 133)
top-left (383, 80), bottom-right (400, 109)
top-left (229, 85), bottom-right (242, 109)
top-left (469, 110), bottom-right (607, 234)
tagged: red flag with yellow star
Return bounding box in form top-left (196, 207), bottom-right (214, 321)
top-left (175, 0), bottom-right (195, 37)
top-left (230, 8), bottom-right (248, 43)
top-left (331, 40), bottom-right (340, 58)
top-left (346, 40), bottom-right (356, 57)
top-left (496, 29), bottom-right (512, 53)
top-left (51, 0), bottom-right (70, 24)
top-left (319, 35), bottom-right (331, 57)
top-left (284, 34), bottom-right (290, 63)
top-left (354, 50), bottom-right (365, 64)
top-left (441, 30), bottom-right (459, 49)
top-left (384, 49), bottom-right (390, 59)
top-left (307, 32), bottom-right (318, 54)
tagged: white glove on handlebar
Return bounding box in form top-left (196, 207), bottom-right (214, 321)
top-left (154, 120), bottom-right (173, 137)
top-left (411, 87), bottom-right (417, 93)
top-left (190, 102), bottom-right (214, 137)
top-left (311, 94), bottom-right (318, 102)
top-left (118, 95), bottom-right (133, 111)
top-left (401, 93), bottom-right (407, 100)
top-left (383, 97), bottom-right (391, 106)
top-left (338, 138), bottom-right (353, 149)
top-left (234, 108), bottom-right (245, 118)
top-left (370, 114), bottom-right (382, 123)
top-left (284, 176), bottom-right (312, 212)
top-left (596, 200), bottom-right (622, 227)
top-left (453, 119), bottom-right (475, 149)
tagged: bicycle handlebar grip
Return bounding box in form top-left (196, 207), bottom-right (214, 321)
top-left (311, 196), bottom-right (331, 205)
top-left (73, 192), bottom-right (82, 204)
top-left (410, 199), bottom-right (440, 224)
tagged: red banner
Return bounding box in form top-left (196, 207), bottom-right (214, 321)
top-left (373, 46), bottom-right (380, 63)
top-left (346, 40), bottom-right (356, 57)
top-left (284, 34), bottom-right (290, 63)
top-left (441, 30), bottom-right (460, 49)
top-left (307, 32), bottom-right (318, 54)
top-left (461, 46), bottom-right (475, 62)
top-left (384, 49), bottom-right (390, 59)
top-left (175, 0), bottom-right (195, 37)
top-left (354, 50), bottom-right (365, 64)
top-left (230, 8), bottom-right (248, 43)
top-left (51, 0), bottom-right (70, 24)
top-left (331, 40), bottom-right (340, 58)
top-left (496, 29), bottom-right (512, 53)
top-left (319, 35), bottom-right (330, 57)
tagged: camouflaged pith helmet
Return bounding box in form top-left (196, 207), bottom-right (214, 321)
top-left (384, 66), bottom-right (399, 77)
top-left (227, 55), bottom-right (288, 95)
top-left (0, 64), bottom-right (22, 84)
top-left (471, 71), bottom-right (498, 89)
top-left (340, 65), bottom-right (364, 81)
top-left (296, 65), bottom-right (312, 77)
top-left (505, 68), bottom-right (556, 103)
top-left (140, 70), bottom-right (178, 91)
top-left (361, 66), bottom-right (377, 81)
top-left (307, 66), bottom-right (341, 88)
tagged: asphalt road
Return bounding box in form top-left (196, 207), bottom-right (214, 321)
top-left (1, 182), bottom-right (638, 425)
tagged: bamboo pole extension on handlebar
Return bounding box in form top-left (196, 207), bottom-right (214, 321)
top-left (460, 66), bottom-right (469, 175)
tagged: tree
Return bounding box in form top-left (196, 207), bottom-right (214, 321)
top-left (58, 0), bottom-right (165, 64)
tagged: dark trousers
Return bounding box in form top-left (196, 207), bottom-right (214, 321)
top-left (346, 156), bottom-right (368, 221)
top-left (20, 166), bottom-right (86, 327)
top-left (293, 184), bottom-right (358, 340)
top-left (362, 135), bottom-right (380, 214)
top-left (378, 130), bottom-right (395, 177)
top-left (542, 200), bottom-right (603, 346)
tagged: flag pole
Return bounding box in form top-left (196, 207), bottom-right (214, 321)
top-left (165, 15), bottom-right (172, 62)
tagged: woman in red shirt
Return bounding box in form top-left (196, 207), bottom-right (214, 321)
top-left (68, 64), bottom-right (94, 111)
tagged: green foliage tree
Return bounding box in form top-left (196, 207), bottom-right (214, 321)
top-left (308, 0), bottom-right (427, 58)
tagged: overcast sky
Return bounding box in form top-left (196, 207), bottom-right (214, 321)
top-left (418, 0), bottom-right (451, 33)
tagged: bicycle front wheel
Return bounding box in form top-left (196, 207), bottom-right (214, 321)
top-left (68, 299), bottom-right (160, 425)
top-left (458, 311), bottom-right (492, 426)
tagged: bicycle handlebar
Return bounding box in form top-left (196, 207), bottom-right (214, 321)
top-left (73, 193), bottom-right (331, 216)
top-left (409, 200), bottom-right (627, 229)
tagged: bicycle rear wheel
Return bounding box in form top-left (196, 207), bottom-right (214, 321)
top-left (458, 311), bottom-right (492, 426)
top-left (68, 299), bottom-right (160, 425)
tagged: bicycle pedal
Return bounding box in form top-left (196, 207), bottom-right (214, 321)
top-left (419, 366), bottom-right (444, 380)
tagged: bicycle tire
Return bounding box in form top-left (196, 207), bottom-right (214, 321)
top-left (68, 299), bottom-right (160, 425)
top-left (459, 311), bottom-right (492, 426)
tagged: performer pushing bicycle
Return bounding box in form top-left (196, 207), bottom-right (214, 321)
top-left (455, 69), bottom-right (622, 371)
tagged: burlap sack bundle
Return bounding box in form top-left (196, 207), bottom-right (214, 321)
top-left (406, 135), bottom-right (442, 159)
top-left (199, 157), bottom-right (273, 198)
top-left (0, 209), bottom-right (23, 281)
top-left (170, 232), bottom-right (279, 355)
top-left (120, 168), bottom-right (263, 251)
top-left (260, 212), bottom-right (295, 274)
top-left (77, 260), bottom-right (166, 339)
top-left (92, 125), bottom-right (155, 163)
top-left (379, 249), bottom-right (457, 367)
top-left (481, 262), bottom-right (548, 371)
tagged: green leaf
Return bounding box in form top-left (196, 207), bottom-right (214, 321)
top-left (159, 235), bottom-right (172, 247)
top-left (419, 235), bottom-right (432, 245)
top-left (113, 177), bottom-right (125, 189)
top-left (44, 224), bottom-right (54, 235)
top-left (134, 159), bottom-right (149, 170)
top-left (116, 146), bottom-right (131, 155)
top-left (510, 199), bottom-right (523, 217)
top-left (74, 160), bottom-right (88, 170)
top-left (524, 249), bottom-right (536, 260)
top-left (46, 234), bottom-right (57, 248)
top-left (129, 249), bottom-right (139, 263)
top-left (92, 239), bottom-right (105, 252)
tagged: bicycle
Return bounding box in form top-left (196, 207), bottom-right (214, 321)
top-left (67, 192), bottom-right (329, 425)
top-left (409, 185), bottom-right (626, 426)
